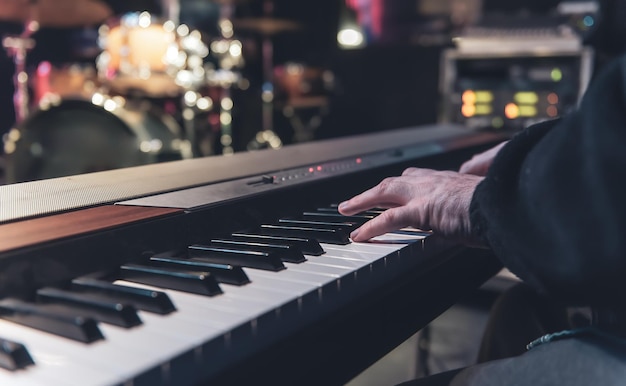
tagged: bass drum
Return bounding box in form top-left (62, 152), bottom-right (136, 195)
top-left (4, 99), bottom-right (190, 183)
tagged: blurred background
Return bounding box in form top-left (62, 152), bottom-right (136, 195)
top-left (1, 1), bottom-right (626, 384)
top-left (1, 0), bottom-right (625, 185)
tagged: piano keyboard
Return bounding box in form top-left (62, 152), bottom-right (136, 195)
top-left (0, 124), bottom-right (506, 385)
top-left (0, 218), bottom-right (428, 386)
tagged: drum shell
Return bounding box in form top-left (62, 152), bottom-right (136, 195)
top-left (97, 13), bottom-right (182, 96)
top-left (4, 99), bottom-right (187, 183)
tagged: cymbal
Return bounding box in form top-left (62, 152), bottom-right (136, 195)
top-left (210, 0), bottom-right (251, 4)
top-left (233, 17), bottom-right (302, 35)
top-left (0, 0), bottom-right (112, 28)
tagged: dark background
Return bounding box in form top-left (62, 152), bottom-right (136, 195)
top-left (1, 0), bottom-right (625, 155)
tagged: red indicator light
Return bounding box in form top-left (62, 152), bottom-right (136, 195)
top-left (547, 93), bottom-right (559, 104)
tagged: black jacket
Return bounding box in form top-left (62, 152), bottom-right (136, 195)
top-left (471, 54), bottom-right (626, 308)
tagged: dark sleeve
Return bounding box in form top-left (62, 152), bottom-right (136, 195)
top-left (470, 54), bottom-right (626, 307)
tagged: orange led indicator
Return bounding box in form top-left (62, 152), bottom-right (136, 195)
top-left (505, 103), bottom-right (519, 119)
top-left (356, 158), bottom-right (362, 164)
top-left (461, 104), bottom-right (476, 118)
top-left (462, 90), bottom-right (476, 104)
top-left (309, 167), bottom-right (314, 173)
top-left (317, 166), bottom-right (322, 171)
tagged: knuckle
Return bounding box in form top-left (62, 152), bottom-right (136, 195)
top-left (402, 167), bottom-right (418, 176)
top-left (379, 209), bottom-right (397, 224)
top-left (378, 177), bottom-right (396, 193)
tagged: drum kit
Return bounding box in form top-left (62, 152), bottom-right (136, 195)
top-left (1, 0), bottom-right (304, 183)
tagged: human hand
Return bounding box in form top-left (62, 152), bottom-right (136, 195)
top-left (459, 141), bottom-right (508, 176)
top-left (338, 168), bottom-right (484, 245)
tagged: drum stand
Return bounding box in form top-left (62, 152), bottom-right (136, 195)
top-left (244, 0), bottom-right (284, 151)
top-left (2, 20), bottom-right (38, 125)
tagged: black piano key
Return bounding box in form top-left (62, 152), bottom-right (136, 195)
top-left (149, 256), bottom-right (251, 285)
top-left (309, 206), bottom-right (428, 236)
top-left (119, 264), bottom-right (223, 296)
top-left (259, 224), bottom-right (350, 245)
top-left (302, 211), bottom-right (374, 225)
top-left (322, 204), bottom-right (385, 214)
top-left (188, 245), bottom-right (286, 271)
top-left (0, 298), bottom-right (104, 343)
top-left (209, 239), bottom-right (307, 263)
top-left (71, 277), bottom-right (176, 315)
top-left (230, 232), bottom-right (325, 256)
top-left (363, 209), bottom-right (386, 215)
top-left (277, 218), bottom-right (358, 232)
top-left (389, 228), bottom-right (432, 236)
top-left (0, 338), bottom-right (34, 371)
top-left (36, 287), bottom-right (142, 328)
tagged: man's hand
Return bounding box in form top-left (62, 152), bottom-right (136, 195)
top-left (338, 168), bottom-right (484, 245)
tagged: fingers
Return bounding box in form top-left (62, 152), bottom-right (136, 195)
top-left (339, 170), bottom-right (429, 241)
top-left (349, 207), bottom-right (419, 242)
top-left (338, 177), bottom-right (408, 215)
top-left (338, 167), bottom-right (483, 244)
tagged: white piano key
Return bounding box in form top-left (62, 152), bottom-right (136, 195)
top-left (115, 280), bottom-right (258, 329)
top-left (218, 282), bottom-right (296, 306)
top-left (0, 369), bottom-right (54, 386)
top-left (284, 261), bottom-right (352, 277)
top-left (117, 277), bottom-right (299, 334)
top-left (369, 232), bottom-right (427, 243)
top-left (0, 230), bottom-right (427, 385)
top-left (321, 241), bottom-right (402, 257)
top-left (248, 266), bottom-right (333, 288)
top-left (303, 255), bottom-right (371, 270)
top-left (0, 319), bottom-right (129, 385)
top-left (168, 290), bottom-right (275, 322)
top-left (240, 270), bottom-right (316, 295)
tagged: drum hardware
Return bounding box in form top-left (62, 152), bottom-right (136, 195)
top-left (279, 98), bottom-right (330, 144)
top-left (204, 5), bottom-right (247, 156)
top-left (232, 17), bottom-right (302, 36)
top-left (1, 1), bottom-right (204, 182)
top-left (161, 0), bottom-right (180, 25)
top-left (233, 1), bottom-right (306, 151)
top-left (274, 62), bottom-right (335, 144)
top-left (2, 20), bottom-right (37, 124)
top-left (1, 0), bottom-right (112, 124)
top-left (96, 10), bottom-right (212, 157)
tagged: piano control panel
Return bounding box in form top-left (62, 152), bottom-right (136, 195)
top-left (119, 142), bottom-right (444, 211)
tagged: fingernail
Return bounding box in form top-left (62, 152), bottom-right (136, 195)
top-left (350, 228), bottom-right (360, 240)
top-left (338, 201), bottom-right (348, 210)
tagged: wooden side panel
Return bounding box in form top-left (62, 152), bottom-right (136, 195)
top-left (0, 205), bottom-right (183, 253)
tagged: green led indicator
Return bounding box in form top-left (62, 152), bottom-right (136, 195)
top-left (491, 117), bottom-right (504, 128)
top-left (551, 68), bottom-right (563, 82)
